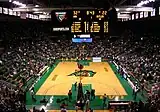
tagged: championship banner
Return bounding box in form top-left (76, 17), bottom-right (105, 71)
top-left (20, 12), bottom-right (26, 19)
top-left (3, 8), bottom-right (8, 14)
top-left (0, 7), bottom-right (2, 13)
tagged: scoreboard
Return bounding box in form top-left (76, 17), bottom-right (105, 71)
top-left (71, 10), bottom-right (108, 33)
top-left (51, 10), bottom-right (109, 34)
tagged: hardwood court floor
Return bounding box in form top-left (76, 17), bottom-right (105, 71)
top-left (36, 62), bottom-right (127, 96)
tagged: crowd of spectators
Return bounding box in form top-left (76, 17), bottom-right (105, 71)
top-left (109, 31), bottom-right (160, 112)
top-left (0, 80), bottom-right (26, 112)
top-left (0, 21), bottom-right (159, 112)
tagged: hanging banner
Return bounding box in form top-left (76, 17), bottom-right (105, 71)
top-left (20, 12), bottom-right (26, 19)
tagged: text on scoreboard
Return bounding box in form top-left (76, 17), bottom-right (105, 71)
top-left (71, 10), bottom-right (108, 33)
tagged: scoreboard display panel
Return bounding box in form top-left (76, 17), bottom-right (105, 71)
top-left (71, 10), bottom-right (108, 33)
top-left (51, 10), bottom-right (109, 34)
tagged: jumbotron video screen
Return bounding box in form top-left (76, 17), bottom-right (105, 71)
top-left (51, 10), bottom-right (109, 34)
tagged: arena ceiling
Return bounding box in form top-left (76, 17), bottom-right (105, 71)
top-left (32, 0), bottom-right (140, 8)
top-left (11, 0), bottom-right (154, 13)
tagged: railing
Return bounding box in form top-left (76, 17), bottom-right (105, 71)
top-left (28, 66), bottom-right (49, 91)
top-left (112, 61), bottom-right (145, 93)
top-left (128, 71), bottom-right (151, 93)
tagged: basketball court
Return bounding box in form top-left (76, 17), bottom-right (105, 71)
top-left (36, 62), bottom-right (127, 96)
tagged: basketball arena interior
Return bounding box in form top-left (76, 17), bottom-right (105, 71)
top-left (0, 0), bottom-right (160, 112)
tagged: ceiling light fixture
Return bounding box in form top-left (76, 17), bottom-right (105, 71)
top-left (137, 0), bottom-right (155, 7)
top-left (12, 1), bottom-right (26, 7)
top-left (116, 8), bottom-right (120, 11)
top-left (32, 8), bottom-right (39, 11)
top-left (121, 11), bottom-right (131, 14)
top-left (126, 8), bottom-right (133, 11)
top-left (35, 5), bottom-right (39, 7)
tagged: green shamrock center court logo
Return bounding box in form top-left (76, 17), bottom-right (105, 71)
top-left (68, 70), bottom-right (96, 77)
